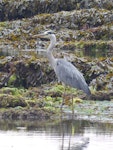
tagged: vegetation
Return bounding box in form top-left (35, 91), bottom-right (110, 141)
top-left (0, 0), bottom-right (113, 120)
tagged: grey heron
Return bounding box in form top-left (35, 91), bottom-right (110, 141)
top-left (38, 31), bottom-right (91, 95)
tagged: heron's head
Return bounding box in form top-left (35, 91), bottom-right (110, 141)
top-left (38, 30), bottom-right (56, 39)
top-left (44, 30), bottom-right (55, 35)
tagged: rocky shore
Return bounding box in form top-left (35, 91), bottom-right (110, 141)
top-left (0, 0), bottom-right (113, 120)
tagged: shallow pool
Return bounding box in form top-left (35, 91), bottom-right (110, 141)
top-left (0, 119), bottom-right (113, 150)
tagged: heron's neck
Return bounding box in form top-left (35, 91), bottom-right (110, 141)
top-left (47, 34), bottom-right (57, 69)
top-left (47, 51), bottom-right (55, 67)
top-left (47, 34), bottom-right (56, 52)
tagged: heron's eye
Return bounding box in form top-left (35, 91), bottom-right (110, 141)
top-left (48, 31), bottom-right (52, 34)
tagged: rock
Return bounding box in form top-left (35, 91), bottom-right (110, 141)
top-left (1, 108), bottom-right (52, 120)
top-left (1, 0), bottom-right (113, 21)
top-left (91, 91), bottom-right (113, 101)
top-left (63, 137), bottom-right (89, 150)
top-left (0, 94), bottom-right (27, 108)
top-left (0, 0), bottom-right (113, 100)
top-left (0, 53), bottom-right (113, 95)
top-left (74, 137), bottom-right (89, 149)
top-left (89, 58), bottom-right (113, 91)
top-left (0, 56), bottom-right (56, 88)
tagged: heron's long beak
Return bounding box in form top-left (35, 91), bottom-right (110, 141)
top-left (32, 33), bottom-right (48, 39)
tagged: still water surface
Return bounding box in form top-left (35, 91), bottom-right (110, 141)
top-left (0, 119), bottom-right (113, 150)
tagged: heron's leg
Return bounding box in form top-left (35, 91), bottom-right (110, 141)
top-left (60, 85), bottom-right (66, 111)
top-left (61, 91), bottom-right (66, 106)
top-left (61, 84), bottom-right (67, 107)
top-left (71, 94), bottom-right (74, 115)
top-left (60, 93), bottom-right (65, 111)
top-left (60, 86), bottom-right (75, 114)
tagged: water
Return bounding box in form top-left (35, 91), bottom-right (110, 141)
top-left (74, 47), bottom-right (112, 58)
top-left (0, 119), bottom-right (113, 150)
top-left (0, 42), bottom-right (112, 58)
